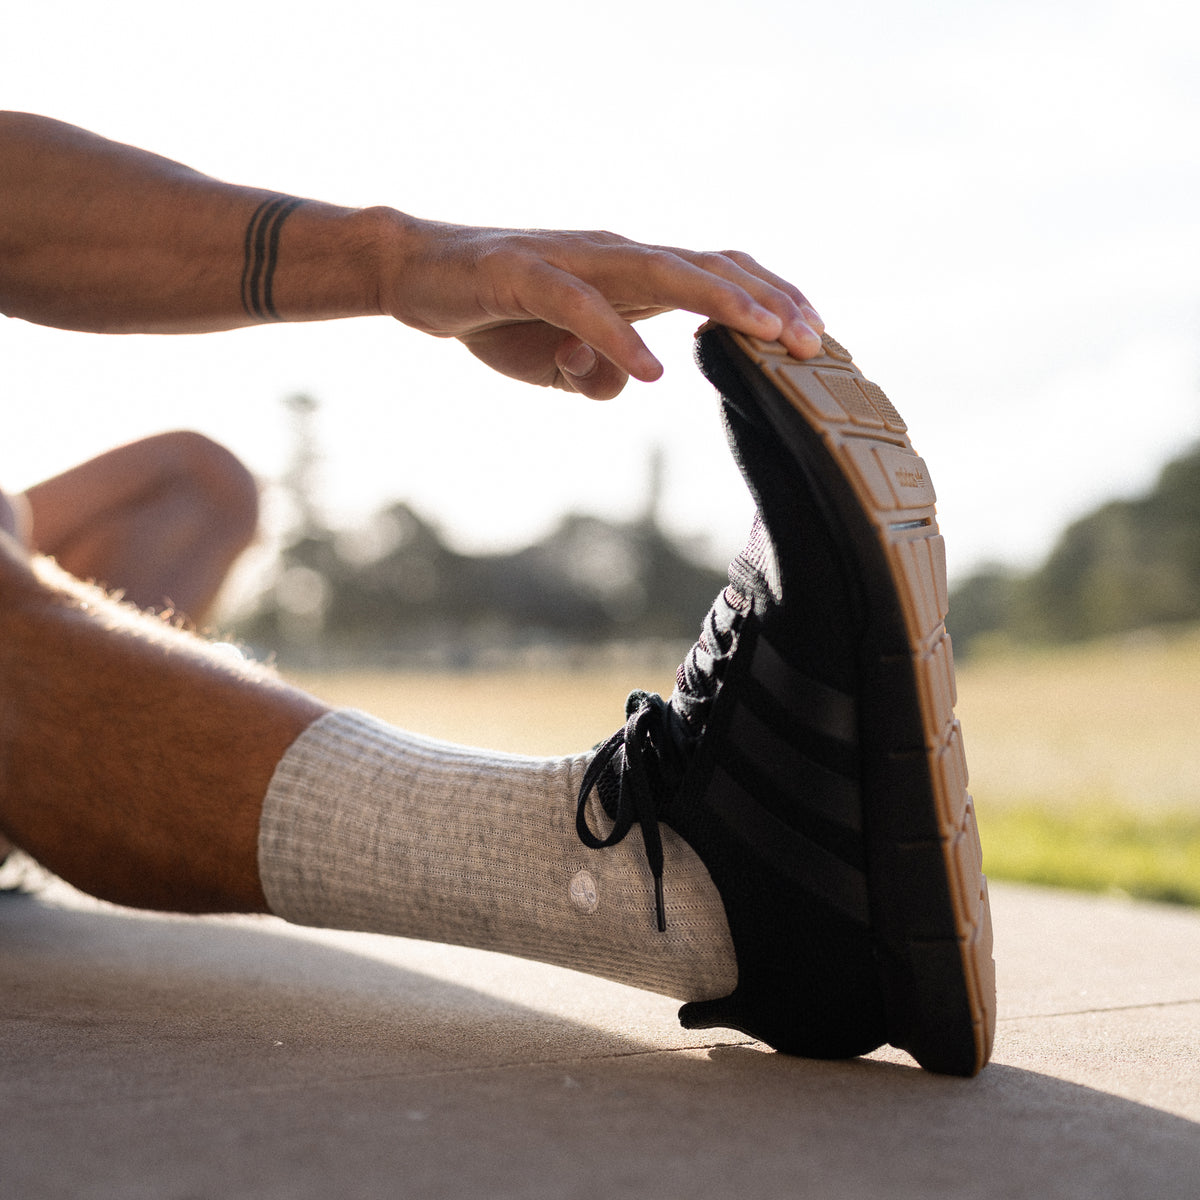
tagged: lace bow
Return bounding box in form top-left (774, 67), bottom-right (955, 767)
top-left (575, 691), bottom-right (677, 933)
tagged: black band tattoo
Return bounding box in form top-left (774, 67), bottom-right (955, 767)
top-left (241, 197), bottom-right (306, 320)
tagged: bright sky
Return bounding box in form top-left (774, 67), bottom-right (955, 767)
top-left (4, 0), bottom-right (1198, 590)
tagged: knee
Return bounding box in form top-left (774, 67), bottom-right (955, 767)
top-left (159, 431), bottom-right (260, 549)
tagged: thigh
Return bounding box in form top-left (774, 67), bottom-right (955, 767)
top-left (20, 438), bottom-right (171, 553)
top-left (21, 431), bottom-right (256, 558)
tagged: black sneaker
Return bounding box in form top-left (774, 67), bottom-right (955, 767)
top-left (576, 324), bottom-right (995, 1076)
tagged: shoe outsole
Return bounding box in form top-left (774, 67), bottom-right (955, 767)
top-left (696, 325), bottom-right (996, 1077)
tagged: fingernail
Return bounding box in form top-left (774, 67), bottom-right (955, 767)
top-left (791, 323), bottom-right (825, 359)
top-left (800, 304), bottom-right (824, 330)
top-left (563, 343), bottom-right (598, 378)
top-left (750, 303), bottom-right (782, 328)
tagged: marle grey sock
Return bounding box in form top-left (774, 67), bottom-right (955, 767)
top-left (258, 709), bottom-right (736, 1001)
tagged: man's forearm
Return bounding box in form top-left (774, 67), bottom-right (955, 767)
top-left (0, 112), bottom-right (391, 334)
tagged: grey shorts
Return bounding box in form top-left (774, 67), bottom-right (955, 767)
top-left (0, 486), bottom-right (31, 545)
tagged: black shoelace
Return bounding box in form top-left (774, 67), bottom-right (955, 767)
top-left (574, 588), bottom-right (747, 934)
top-left (671, 587), bottom-right (744, 730)
top-left (575, 692), bottom-right (675, 933)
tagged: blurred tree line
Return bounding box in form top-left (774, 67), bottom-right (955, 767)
top-left (949, 440), bottom-right (1200, 657)
top-left (236, 500), bottom-right (730, 668)
top-left (233, 395), bottom-right (728, 667)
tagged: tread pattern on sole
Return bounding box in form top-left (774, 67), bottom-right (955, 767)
top-left (725, 329), bottom-right (996, 1074)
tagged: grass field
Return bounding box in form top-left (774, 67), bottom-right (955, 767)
top-left (286, 625), bottom-right (1200, 907)
top-left (955, 626), bottom-right (1200, 905)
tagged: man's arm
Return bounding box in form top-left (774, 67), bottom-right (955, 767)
top-left (0, 112), bottom-right (378, 335)
top-left (0, 112), bottom-right (825, 398)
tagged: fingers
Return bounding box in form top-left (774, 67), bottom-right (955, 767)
top-left (518, 260), bottom-right (665, 386)
top-left (713, 248), bottom-right (827, 352)
top-left (457, 321), bottom-right (634, 399)
top-left (521, 240), bottom-right (825, 379)
top-left (440, 225), bottom-right (829, 395)
top-left (621, 245), bottom-right (825, 360)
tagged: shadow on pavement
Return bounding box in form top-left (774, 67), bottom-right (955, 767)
top-left (2, 889), bottom-right (1197, 1199)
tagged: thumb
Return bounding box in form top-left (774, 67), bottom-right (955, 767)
top-left (560, 339), bottom-right (598, 380)
top-left (555, 335), bottom-right (629, 401)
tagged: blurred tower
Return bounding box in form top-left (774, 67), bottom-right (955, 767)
top-left (275, 393), bottom-right (332, 645)
top-left (640, 444), bottom-right (665, 531)
top-left (281, 392), bottom-right (324, 538)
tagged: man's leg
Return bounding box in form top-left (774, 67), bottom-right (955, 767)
top-left (21, 430), bottom-right (259, 623)
top-left (0, 528), bottom-right (736, 998)
top-left (0, 530), bottom-right (322, 910)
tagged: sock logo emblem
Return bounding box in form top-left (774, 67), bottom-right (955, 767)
top-left (569, 870), bottom-right (599, 913)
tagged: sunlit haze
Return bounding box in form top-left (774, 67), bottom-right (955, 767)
top-left (4, 0), bottom-right (1198, 597)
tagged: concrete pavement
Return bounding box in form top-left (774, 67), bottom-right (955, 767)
top-left (2, 872), bottom-right (1198, 1199)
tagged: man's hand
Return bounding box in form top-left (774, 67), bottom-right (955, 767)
top-left (0, 113), bottom-right (825, 395)
top-left (378, 218), bottom-right (826, 400)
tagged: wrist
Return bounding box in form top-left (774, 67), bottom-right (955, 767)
top-left (352, 206), bottom-right (433, 325)
top-left (267, 202), bottom-right (412, 324)
top-left (340, 204), bottom-right (410, 319)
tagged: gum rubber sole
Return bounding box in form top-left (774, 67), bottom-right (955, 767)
top-left (702, 325), bottom-right (996, 1076)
